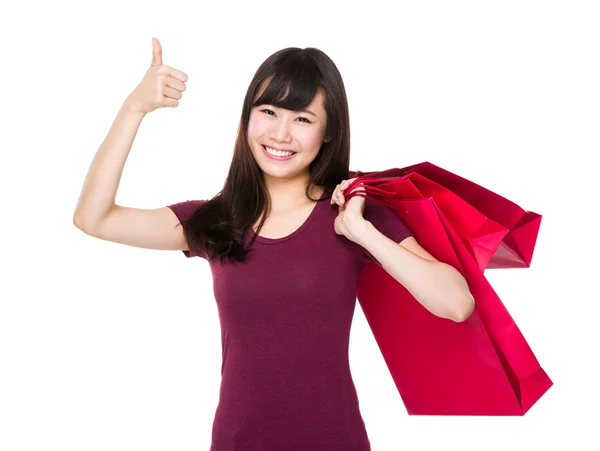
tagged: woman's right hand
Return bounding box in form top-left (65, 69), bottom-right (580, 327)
top-left (126, 37), bottom-right (189, 114)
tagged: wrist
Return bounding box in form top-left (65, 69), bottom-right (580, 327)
top-left (348, 219), bottom-right (374, 246)
top-left (123, 97), bottom-right (146, 117)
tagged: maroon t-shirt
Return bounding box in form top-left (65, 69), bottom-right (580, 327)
top-left (167, 187), bottom-right (413, 450)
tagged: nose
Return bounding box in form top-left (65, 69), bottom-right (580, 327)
top-left (269, 117), bottom-right (293, 143)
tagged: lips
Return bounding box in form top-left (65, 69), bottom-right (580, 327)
top-left (262, 144), bottom-right (297, 154)
top-left (261, 144), bottom-right (298, 160)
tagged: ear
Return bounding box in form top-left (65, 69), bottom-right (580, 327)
top-left (323, 136), bottom-right (331, 143)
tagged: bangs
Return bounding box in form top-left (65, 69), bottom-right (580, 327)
top-left (252, 55), bottom-right (323, 112)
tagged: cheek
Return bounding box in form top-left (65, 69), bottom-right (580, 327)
top-left (297, 129), bottom-right (324, 148)
top-left (248, 113), bottom-right (265, 136)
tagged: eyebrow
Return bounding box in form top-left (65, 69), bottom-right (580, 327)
top-left (266, 105), bottom-right (318, 117)
top-left (298, 107), bottom-right (317, 117)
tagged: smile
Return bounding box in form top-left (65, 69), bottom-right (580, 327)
top-left (262, 145), bottom-right (297, 161)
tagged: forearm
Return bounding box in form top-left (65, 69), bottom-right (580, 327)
top-left (357, 221), bottom-right (475, 322)
top-left (73, 98), bottom-right (146, 230)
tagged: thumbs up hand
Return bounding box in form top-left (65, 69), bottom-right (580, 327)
top-left (126, 37), bottom-right (189, 115)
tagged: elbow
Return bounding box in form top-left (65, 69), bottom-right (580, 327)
top-left (451, 292), bottom-right (475, 323)
top-left (73, 214), bottom-right (84, 230)
top-left (73, 214), bottom-right (93, 235)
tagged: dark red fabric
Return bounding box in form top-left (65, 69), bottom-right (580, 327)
top-left (167, 187), bottom-right (413, 450)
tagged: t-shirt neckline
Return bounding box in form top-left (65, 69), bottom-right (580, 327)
top-left (251, 187), bottom-right (331, 245)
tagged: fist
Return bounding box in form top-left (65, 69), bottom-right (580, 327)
top-left (126, 37), bottom-right (189, 114)
top-left (331, 178), bottom-right (369, 244)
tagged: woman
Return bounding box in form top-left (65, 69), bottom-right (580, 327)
top-left (74, 38), bottom-right (474, 450)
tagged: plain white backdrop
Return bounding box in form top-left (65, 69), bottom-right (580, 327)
top-left (1, 0), bottom-right (598, 450)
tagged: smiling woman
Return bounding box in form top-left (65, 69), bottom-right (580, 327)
top-left (248, 90), bottom-right (330, 179)
top-left (160, 47), bottom-right (394, 450)
top-left (75, 41), bottom-right (409, 451)
top-left (167, 48), bottom-right (351, 266)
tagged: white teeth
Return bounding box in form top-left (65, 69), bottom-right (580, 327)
top-left (265, 146), bottom-right (295, 157)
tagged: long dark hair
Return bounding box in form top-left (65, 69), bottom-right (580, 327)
top-left (179, 47), bottom-right (352, 264)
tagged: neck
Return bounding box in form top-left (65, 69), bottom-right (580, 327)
top-left (263, 175), bottom-right (323, 211)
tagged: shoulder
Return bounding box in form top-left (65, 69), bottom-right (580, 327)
top-left (362, 199), bottom-right (413, 243)
top-left (362, 198), bottom-right (396, 220)
top-left (166, 199), bottom-right (208, 224)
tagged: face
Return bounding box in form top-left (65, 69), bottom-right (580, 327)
top-left (247, 89), bottom-right (330, 182)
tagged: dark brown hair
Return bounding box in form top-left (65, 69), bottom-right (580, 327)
top-left (178, 47), bottom-right (352, 264)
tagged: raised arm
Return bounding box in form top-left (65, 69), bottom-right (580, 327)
top-left (73, 37), bottom-right (190, 252)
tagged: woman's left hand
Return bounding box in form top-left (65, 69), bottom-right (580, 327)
top-left (331, 178), bottom-right (370, 244)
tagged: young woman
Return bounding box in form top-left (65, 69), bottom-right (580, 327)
top-left (74, 38), bottom-right (474, 450)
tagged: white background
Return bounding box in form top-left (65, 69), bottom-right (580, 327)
top-left (1, 0), bottom-right (598, 450)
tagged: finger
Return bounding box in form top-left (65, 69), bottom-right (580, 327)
top-left (151, 37), bottom-right (163, 67)
top-left (161, 97), bottom-right (179, 108)
top-left (165, 76), bottom-right (187, 93)
top-left (341, 180), bottom-right (349, 203)
top-left (163, 86), bottom-right (183, 100)
top-left (163, 65), bottom-right (189, 83)
top-left (345, 178), bottom-right (358, 190)
top-left (341, 179), bottom-right (351, 194)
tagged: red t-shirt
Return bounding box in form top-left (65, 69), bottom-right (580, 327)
top-left (167, 187), bottom-right (413, 450)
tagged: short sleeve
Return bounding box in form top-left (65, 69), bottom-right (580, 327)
top-left (361, 199), bottom-right (414, 267)
top-left (166, 199), bottom-right (208, 258)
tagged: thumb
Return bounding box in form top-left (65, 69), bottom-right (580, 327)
top-left (151, 37), bottom-right (163, 66)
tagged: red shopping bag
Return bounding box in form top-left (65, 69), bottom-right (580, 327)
top-left (351, 162), bottom-right (542, 270)
top-left (350, 171), bottom-right (508, 271)
top-left (346, 170), bottom-right (552, 415)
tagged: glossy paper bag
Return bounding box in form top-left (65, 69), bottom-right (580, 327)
top-left (351, 162), bottom-right (542, 270)
top-left (346, 168), bottom-right (552, 415)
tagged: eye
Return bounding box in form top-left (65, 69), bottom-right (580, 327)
top-left (260, 108), bottom-right (312, 124)
top-left (261, 108), bottom-right (276, 116)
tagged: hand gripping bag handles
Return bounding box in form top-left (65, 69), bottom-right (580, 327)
top-left (351, 162), bottom-right (543, 271)
top-left (345, 162), bottom-right (553, 415)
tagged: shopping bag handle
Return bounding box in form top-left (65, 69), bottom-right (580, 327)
top-left (343, 176), bottom-right (398, 203)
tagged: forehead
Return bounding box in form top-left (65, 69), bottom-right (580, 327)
top-left (307, 90), bottom-right (325, 109)
top-left (254, 76), bottom-right (326, 114)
